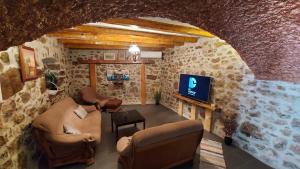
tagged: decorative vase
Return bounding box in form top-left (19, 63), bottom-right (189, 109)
top-left (224, 136), bottom-right (233, 145)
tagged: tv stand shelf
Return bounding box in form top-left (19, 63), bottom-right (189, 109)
top-left (174, 92), bottom-right (216, 132)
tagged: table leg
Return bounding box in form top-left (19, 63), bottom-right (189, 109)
top-left (143, 121), bottom-right (146, 129)
top-left (204, 109), bottom-right (212, 132)
top-left (116, 125), bottom-right (119, 142)
top-left (111, 114), bottom-right (114, 132)
top-left (134, 123), bottom-right (137, 128)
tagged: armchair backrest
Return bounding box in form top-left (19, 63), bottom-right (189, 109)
top-left (129, 120), bottom-right (203, 169)
top-left (32, 97), bottom-right (79, 134)
top-left (80, 87), bottom-right (97, 103)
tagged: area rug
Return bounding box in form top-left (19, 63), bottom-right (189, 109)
top-left (199, 138), bottom-right (226, 169)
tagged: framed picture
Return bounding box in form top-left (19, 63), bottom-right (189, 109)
top-left (106, 69), bottom-right (130, 81)
top-left (118, 51), bottom-right (126, 60)
top-left (104, 53), bottom-right (116, 60)
top-left (19, 46), bottom-right (38, 81)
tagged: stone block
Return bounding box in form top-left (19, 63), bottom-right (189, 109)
top-left (293, 135), bottom-right (300, 143)
top-left (20, 92), bottom-right (31, 104)
top-left (283, 161), bottom-right (300, 169)
top-left (0, 150), bottom-right (10, 164)
top-left (292, 118), bottom-right (300, 128)
top-left (0, 68), bottom-right (24, 100)
top-left (1, 100), bottom-right (16, 119)
top-left (1, 159), bottom-right (13, 168)
top-left (146, 75), bottom-right (157, 80)
top-left (240, 121), bottom-right (262, 139)
top-left (13, 114), bottom-right (25, 124)
top-left (0, 52), bottom-right (10, 63)
top-left (40, 77), bottom-right (46, 93)
top-left (290, 144), bottom-right (300, 155)
top-left (0, 136), bottom-right (7, 146)
top-left (280, 127), bottom-right (292, 136)
top-left (273, 138), bottom-right (287, 151)
top-left (0, 62), bottom-right (3, 72)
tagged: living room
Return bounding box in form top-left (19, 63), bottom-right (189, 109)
top-left (0, 1), bottom-right (299, 169)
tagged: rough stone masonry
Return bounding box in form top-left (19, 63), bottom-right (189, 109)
top-left (160, 37), bottom-right (300, 169)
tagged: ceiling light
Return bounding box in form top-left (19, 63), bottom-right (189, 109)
top-left (128, 44), bottom-right (140, 62)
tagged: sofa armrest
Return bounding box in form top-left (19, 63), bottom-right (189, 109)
top-left (117, 137), bottom-right (132, 157)
top-left (81, 105), bottom-right (97, 113)
top-left (46, 133), bottom-right (95, 146)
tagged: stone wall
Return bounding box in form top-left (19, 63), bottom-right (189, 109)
top-left (68, 49), bottom-right (161, 104)
top-left (0, 36), bottom-right (69, 169)
top-left (160, 37), bottom-right (300, 169)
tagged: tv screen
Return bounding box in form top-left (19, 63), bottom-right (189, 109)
top-left (179, 74), bottom-right (212, 103)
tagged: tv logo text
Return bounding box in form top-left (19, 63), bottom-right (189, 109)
top-left (188, 77), bottom-right (197, 96)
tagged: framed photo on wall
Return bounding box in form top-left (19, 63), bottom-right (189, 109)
top-left (104, 53), bottom-right (116, 60)
top-left (19, 46), bottom-right (38, 81)
top-left (118, 51), bottom-right (126, 60)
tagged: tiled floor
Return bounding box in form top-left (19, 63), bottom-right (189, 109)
top-left (41, 104), bottom-right (272, 169)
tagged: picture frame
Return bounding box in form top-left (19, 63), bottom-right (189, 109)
top-left (104, 53), bottom-right (116, 60)
top-left (107, 69), bottom-right (130, 81)
top-left (19, 45), bottom-right (38, 81)
top-left (118, 51), bottom-right (126, 60)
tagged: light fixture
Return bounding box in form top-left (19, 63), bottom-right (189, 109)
top-left (128, 44), bottom-right (140, 62)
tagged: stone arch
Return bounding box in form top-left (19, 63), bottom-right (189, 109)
top-left (0, 0), bottom-right (299, 82)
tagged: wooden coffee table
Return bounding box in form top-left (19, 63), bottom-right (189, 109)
top-left (111, 110), bottom-right (145, 141)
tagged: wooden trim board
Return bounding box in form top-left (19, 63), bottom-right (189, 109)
top-left (89, 64), bottom-right (96, 90)
top-left (78, 59), bottom-right (154, 64)
top-left (140, 63), bottom-right (146, 105)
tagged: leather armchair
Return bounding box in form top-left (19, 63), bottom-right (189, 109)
top-left (116, 120), bottom-right (203, 169)
top-left (80, 87), bottom-right (122, 112)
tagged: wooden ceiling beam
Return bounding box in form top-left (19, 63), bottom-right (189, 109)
top-left (58, 35), bottom-right (184, 46)
top-left (59, 26), bottom-right (198, 43)
top-left (65, 44), bottom-right (165, 51)
top-left (50, 32), bottom-right (189, 45)
top-left (58, 39), bottom-right (177, 48)
top-left (104, 18), bottom-right (214, 37)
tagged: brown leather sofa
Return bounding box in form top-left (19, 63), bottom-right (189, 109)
top-left (116, 120), bottom-right (203, 169)
top-left (32, 97), bottom-right (101, 168)
top-left (80, 87), bottom-right (122, 112)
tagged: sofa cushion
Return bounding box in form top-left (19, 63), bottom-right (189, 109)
top-left (32, 97), bottom-right (78, 134)
top-left (81, 110), bottom-right (101, 143)
top-left (74, 105), bottom-right (88, 119)
top-left (63, 124), bottom-right (81, 134)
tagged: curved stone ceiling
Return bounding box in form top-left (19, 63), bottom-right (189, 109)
top-left (0, 0), bottom-right (299, 82)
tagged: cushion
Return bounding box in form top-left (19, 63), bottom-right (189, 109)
top-left (74, 105), bottom-right (88, 119)
top-left (32, 97), bottom-right (78, 134)
top-left (63, 124), bottom-right (81, 134)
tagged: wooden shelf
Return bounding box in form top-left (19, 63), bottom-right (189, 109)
top-left (78, 59), bottom-right (155, 64)
top-left (174, 92), bottom-right (215, 110)
top-left (174, 92), bottom-right (216, 132)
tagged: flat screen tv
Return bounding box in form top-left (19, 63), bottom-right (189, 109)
top-left (179, 74), bottom-right (212, 103)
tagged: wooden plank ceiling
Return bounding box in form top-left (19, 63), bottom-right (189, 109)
top-left (48, 18), bottom-right (214, 51)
